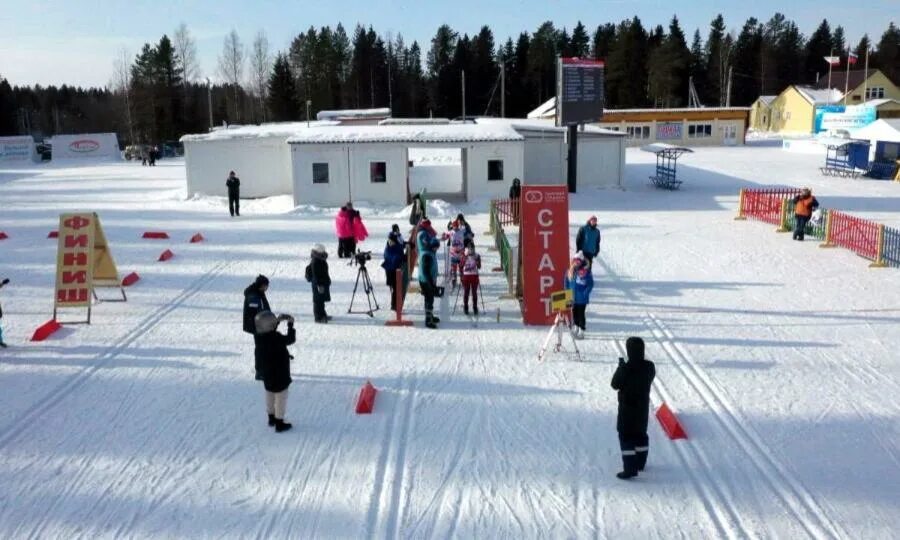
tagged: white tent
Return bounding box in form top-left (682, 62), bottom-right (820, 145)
top-left (50, 133), bottom-right (120, 160)
top-left (287, 124), bottom-right (525, 206)
top-left (180, 122), bottom-right (337, 198)
top-left (0, 136), bottom-right (38, 164)
top-left (851, 119), bottom-right (900, 144)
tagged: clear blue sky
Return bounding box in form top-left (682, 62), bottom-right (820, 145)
top-left (0, 0), bottom-right (895, 88)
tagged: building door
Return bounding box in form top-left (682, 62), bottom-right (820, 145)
top-left (723, 125), bottom-right (738, 146)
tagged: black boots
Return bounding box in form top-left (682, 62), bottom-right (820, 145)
top-left (274, 418), bottom-right (292, 432)
top-left (425, 312), bottom-right (439, 329)
top-left (268, 414), bottom-right (276, 426)
top-left (616, 470), bottom-right (637, 480)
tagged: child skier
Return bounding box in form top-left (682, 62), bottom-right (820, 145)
top-left (461, 245), bottom-right (482, 316)
top-left (447, 221), bottom-right (466, 288)
top-left (564, 253), bottom-right (593, 339)
top-left (0, 277), bottom-right (9, 348)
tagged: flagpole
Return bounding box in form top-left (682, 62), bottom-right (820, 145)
top-left (844, 47), bottom-right (851, 106)
top-left (863, 47), bottom-right (869, 101)
top-left (828, 48), bottom-right (833, 89)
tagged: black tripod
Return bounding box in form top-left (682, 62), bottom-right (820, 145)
top-left (348, 260), bottom-right (380, 317)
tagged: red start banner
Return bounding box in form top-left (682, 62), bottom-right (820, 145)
top-left (519, 185), bottom-right (570, 325)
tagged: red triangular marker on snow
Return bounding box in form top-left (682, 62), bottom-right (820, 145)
top-left (121, 272), bottom-right (140, 286)
top-left (656, 402), bottom-right (687, 440)
top-left (158, 249), bottom-right (174, 261)
top-left (47, 230), bottom-right (59, 238)
top-left (355, 380), bottom-right (378, 414)
top-left (189, 233), bottom-right (204, 243)
top-left (143, 231), bottom-right (170, 239)
top-left (0, 231), bottom-right (8, 240)
top-left (31, 320), bottom-right (62, 341)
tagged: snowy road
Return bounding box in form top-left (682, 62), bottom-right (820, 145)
top-left (1, 146), bottom-right (898, 538)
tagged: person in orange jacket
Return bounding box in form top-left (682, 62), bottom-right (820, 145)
top-left (792, 187), bottom-right (819, 241)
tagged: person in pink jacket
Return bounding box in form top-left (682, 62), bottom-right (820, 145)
top-left (352, 210), bottom-right (369, 245)
top-left (335, 202), bottom-right (356, 258)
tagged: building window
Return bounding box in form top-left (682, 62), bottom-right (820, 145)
top-left (488, 159), bottom-right (504, 181)
top-left (866, 87), bottom-right (885, 99)
top-left (626, 125), bottom-right (650, 139)
top-left (370, 161), bottom-right (387, 183)
top-left (312, 163), bottom-right (329, 184)
top-left (688, 124), bottom-right (712, 138)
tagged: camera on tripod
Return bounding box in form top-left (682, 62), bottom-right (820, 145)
top-left (348, 251), bottom-right (379, 317)
top-left (354, 251), bottom-right (372, 265)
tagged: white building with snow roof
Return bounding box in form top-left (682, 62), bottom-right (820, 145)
top-left (287, 123), bottom-right (525, 206)
top-left (180, 121), bottom-right (338, 198)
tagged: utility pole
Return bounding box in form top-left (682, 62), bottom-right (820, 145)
top-left (725, 66), bottom-right (733, 107)
top-left (500, 61), bottom-right (506, 118)
top-left (461, 70), bottom-right (466, 121)
top-left (306, 100), bottom-right (312, 127)
top-left (206, 78), bottom-right (213, 130)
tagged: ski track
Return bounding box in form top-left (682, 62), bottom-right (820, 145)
top-left (8, 261), bottom-right (231, 539)
top-left (643, 313), bottom-right (847, 540)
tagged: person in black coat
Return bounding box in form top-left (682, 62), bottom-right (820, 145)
top-left (226, 170), bottom-right (241, 217)
top-left (243, 275), bottom-right (270, 380)
top-left (509, 177), bottom-right (521, 200)
top-left (309, 244), bottom-right (332, 323)
top-left (611, 336), bottom-right (656, 479)
top-left (254, 311), bottom-right (296, 432)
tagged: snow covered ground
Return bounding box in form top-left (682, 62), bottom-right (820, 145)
top-left (0, 144), bottom-right (898, 539)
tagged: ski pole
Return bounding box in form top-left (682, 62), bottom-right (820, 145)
top-left (452, 279), bottom-right (461, 314)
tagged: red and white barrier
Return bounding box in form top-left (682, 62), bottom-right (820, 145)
top-left (143, 231), bottom-right (170, 239)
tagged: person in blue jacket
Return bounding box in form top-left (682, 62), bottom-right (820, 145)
top-left (381, 227), bottom-right (409, 311)
top-left (418, 235), bottom-right (441, 329)
top-left (564, 252), bottom-right (593, 339)
top-left (575, 216), bottom-right (601, 264)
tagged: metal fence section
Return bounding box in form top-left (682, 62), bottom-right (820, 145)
top-left (821, 210), bottom-right (880, 261)
top-left (882, 226), bottom-right (900, 268)
top-left (489, 200), bottom-right (520, 297)
top-left (736, 187), bottom-right (802, 225)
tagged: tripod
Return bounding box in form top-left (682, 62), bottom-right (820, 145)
top-left (348, 262), bottom-right (380, 317)
top-left (537, 310), bottom-right (582, 362)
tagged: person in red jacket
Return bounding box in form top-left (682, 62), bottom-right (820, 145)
top-left (335, 202), bottom-right (355, 258)
top-left (792, 188), bottom-right (819, 241)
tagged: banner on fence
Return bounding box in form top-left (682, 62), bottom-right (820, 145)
top-left (520, 185), bottom-right (570, 325)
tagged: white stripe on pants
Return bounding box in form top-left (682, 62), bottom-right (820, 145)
top-left (265, 389), bottom-right (289, 419)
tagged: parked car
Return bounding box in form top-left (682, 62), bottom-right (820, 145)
top-left (124, 144), bottom-right (151, 161)
top-left (36, 142), bottom-right (51, 161)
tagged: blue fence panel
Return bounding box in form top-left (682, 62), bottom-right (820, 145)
top-left (882, 226), bottom-right (900, 268)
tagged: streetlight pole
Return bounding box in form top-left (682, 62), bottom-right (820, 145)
top-left (206, 78), bottom-right (213, 130)
top-left (306, 100), bottom-right (311, 127)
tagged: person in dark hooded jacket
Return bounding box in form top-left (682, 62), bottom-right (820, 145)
top-left (611, 336), bottom-right (656, 479)
top-left (243, 275), bottom-right (270, 379)
top-left (309, 244), bottom-right (332, 323)
top-left (382, 228), bottom-right (408, 311)
top-left (254, 311), bottom-right (296, 432)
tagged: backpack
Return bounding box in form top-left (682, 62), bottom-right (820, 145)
top-left (305, 264), bottom-right (313, 283)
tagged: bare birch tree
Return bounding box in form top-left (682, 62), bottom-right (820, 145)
top-left (218, 29), bottom-right (245, 122)
top-left (111, 47), bottom-right (135, 144)
top-left (249, 30), bottom-right (272, 122)
top-left (173, 23), bottom-right (200, 83)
